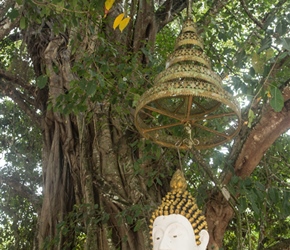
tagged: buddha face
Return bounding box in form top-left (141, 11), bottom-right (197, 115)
top-left (152, 214), bottom-right (209, 250)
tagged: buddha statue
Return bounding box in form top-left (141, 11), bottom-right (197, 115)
top-left (150, 170), bottom-right (209, 250)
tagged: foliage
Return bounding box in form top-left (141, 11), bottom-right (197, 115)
top-left (220, 133), bottom-right (290, 249)
top-left (42, 204), bottom-right (109, 250)
top-left (0, 0), bottom-right (290, 249)
top-left (0, 194), bottom-right (37, 250)
top-left (201, 0), bottom-right (290, 115)
top-left (0, 99), bottom-right (42, 249)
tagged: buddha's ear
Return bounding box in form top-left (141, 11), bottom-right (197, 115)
top-left (198, 230), bottom-right (209, 250)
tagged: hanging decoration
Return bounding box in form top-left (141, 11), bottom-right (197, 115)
top-left (134, 2), bottom-right (241, 150)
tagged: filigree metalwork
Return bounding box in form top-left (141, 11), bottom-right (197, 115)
top-left (134, 18), bottom-right (241, 150)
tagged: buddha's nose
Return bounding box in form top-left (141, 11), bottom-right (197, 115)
top-left (158, 235), bottom-right (172, 250)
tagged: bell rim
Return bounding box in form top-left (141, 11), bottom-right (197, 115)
top-left (134, 81), bottom-right (241, 150)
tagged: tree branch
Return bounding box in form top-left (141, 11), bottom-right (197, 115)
top-left (240, 0), bottom-right (289, 32)
top-left (0, 69), bottom-right (36, 95)
top-left (235, 85), bottom-right (290, 178)
top-left (0, 70), bottom-right (41, 127)
top-left (155, 0), bottom-right (187, 32)
top-left (0, 0), bottom-right (23, 40)
top-left (199, 0), bottom-right (231, 28)
top-left (0, 174), bottom-right (42, 212)
top-left (240, 0), bottom-right (264, 29)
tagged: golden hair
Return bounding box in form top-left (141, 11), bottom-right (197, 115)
top-left (149, 170), bottom-right (207, 245)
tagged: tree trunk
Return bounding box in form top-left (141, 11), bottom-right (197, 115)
top-left (16, 1), bottom-right (290, 249)
top-left (25, 2), bottom-right (170, 249)
top-left (206, 191), bottom-right (234, 249)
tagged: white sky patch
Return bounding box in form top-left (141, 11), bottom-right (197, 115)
top-left (0, 152), bottom-right (5, 169)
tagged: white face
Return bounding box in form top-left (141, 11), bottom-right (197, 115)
top-left (152, 214), bottom-right (209, 250)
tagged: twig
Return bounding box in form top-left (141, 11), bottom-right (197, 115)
top-left (240, 0), bottom-right (264, 29)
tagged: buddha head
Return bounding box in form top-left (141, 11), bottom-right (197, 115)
top-left (150, 170), bottom-right (209, 250)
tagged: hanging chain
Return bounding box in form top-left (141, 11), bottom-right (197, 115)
top-left (184, 122), bottom-right (199, 148)
top-left (187, 0), bottom-right (193, 19)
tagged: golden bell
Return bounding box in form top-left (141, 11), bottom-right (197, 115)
top-left (134, 18), bottom-right (241, 150)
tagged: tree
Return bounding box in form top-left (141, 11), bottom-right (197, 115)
top-left (0, 0), bottom-right (290, 249)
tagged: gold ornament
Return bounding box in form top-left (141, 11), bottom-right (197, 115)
top-left (149, 170), bottom-right (207, 246)
top-left (170, 169), bottom-right (188, 192)
top-left (134, 18), bottom-right (241, 150)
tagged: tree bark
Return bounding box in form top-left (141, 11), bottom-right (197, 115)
top-left (205, 191), bottom-right (234, 249)
top-left (24, 2), bottom-right (167, 248)
top-left (235, 86), bottom-right (290, 178)
top-left (2, 1), bottom-right (290, 249)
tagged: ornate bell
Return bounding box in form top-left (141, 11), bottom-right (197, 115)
top-left (134, 18), bottom-right (241, 150)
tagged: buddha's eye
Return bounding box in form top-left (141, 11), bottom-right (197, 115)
top-left (153, 228), bottom-right (163, 242)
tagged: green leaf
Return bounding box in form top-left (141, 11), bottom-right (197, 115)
top-left (36, 75), bottom-right (48, 89)
top-left (252, 52), bottom-right (263, 74)
top-left (258, 37), bottom-right (272, 53)
top-left (133, 219), bottom-right (142, 232)
top-left (156, 177), bottom-right (162, 186)
top-left (126, 215), bottom-right (133, 224)
top-left (263, 14), bottom-right (275, 29)
top-left (40, 6), bottom-right (51, 17)
top-left (147, 178), bottom-right (153, 187)
top-left (86, 82), bottom-right (97, 96)
top-left (270, 87), bottom-right (284, 112)
top-left (268, 188), bottom-right (279, 204)
top-left (96, 74), bottom-right (105, 87)
top-left (282, 192), bottom-right (290, 217)
top-left (249, 67), bottom-right (255, 77)
top-left (280, 38), bottom-right (290, 51)
top-left (254, 182), bottom-right (265, 200)
top-left (235, 49), bottom-right (246, 68)
top-left (265, 48), bottom-right (275, 61)
top-left (275, 20), bottom-right (288, 36)
top-left (79, 79), bottom-right (86, 91)
top-left (248, 192), bottom-right (259, 216)
top-left (287, 13), bottom-right (290, 23)
top-left (7, 8), bottom-right (19, 21)
top-left (55, 1), bottom-right (65, 13)
top-left (279, 51), bottom-right (289, 59)
top-left (20, 17), bottom-right (26, 29)
top-left (132, 94), bottom-right (140, 107)
top-left (248, 109), bottom-right (255, 128)
top-left (238, 197), bottom-right (247, 212)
